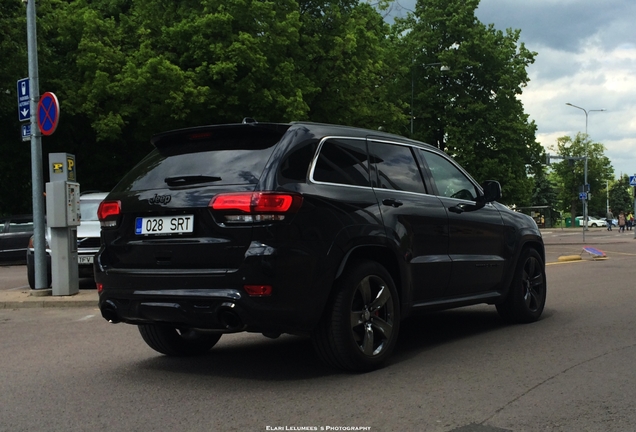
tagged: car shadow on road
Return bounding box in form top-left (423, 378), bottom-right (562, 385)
top-left (392, 306), bottom-right (512, 363)
top-left (125, 306), bottom-right (552, 381)
top-left (132, 334), bottom-right (334, 381)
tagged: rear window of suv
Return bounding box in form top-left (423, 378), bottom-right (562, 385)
top-left (112, 126), bottom-right (286, 192)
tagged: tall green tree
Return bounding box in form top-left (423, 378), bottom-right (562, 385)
top-left (0, 0), bottom-right (63, 214)
top-left (531, 168), bottom-right (558, 209)
top-left (549, 133), bottom-right (613, 217)
top-left (390, 0), bottom-right (542, 206)
top-left (297, 0), bottom-right (405, 129)
top-left (38, 0), bottom-right (402, 192)
top-left (609, 175), bottom-right (633, 216)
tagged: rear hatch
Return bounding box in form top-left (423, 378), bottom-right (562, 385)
top-left (99, 123), bottom-right (290, 272)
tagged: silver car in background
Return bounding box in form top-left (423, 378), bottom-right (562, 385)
top-left (26, 192), bottom-right (107, 288)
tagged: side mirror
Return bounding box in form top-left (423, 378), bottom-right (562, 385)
top-left (480, 180), bottom-right (501, 203)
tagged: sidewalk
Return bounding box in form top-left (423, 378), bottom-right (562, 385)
top-left (0, 265), bottom-right (98, 310)
top-left (540, 227), bottom-right (636, 245)
top-left (0, 288), bottom-right (98, 309)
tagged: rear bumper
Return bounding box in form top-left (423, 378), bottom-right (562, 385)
top-left (94, 252), bottom-right (334, 334)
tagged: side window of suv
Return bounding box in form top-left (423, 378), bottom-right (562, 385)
top-left (368, 141), bottom-right (426, 193)
top-left (312, 138), bottom-right (370, 187)
top-left (419, 150), bottom-right (478, 201)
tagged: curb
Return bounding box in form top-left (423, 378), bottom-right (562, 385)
top-left (0, 290), bottom-right (98, 309)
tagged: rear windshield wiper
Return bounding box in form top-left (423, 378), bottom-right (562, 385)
top-left (164, 174), bottom-right (222, 186)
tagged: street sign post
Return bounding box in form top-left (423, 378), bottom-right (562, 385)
top-left (17, 78), bottom-right (30, 122)
top-left (37, 92), bottom-right (59, 135)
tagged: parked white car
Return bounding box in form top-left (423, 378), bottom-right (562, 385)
top-left (574, 216), bottom-right (607, 227)
top-left (26, 192), bottom-right (107, 288)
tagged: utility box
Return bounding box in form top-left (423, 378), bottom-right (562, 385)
top-left (46, 181), bottom-right (80, 227)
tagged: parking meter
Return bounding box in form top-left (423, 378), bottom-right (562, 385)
top-left (46, 153), bottom-right (80, 296)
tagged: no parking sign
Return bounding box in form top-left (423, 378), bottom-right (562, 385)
top-left (37, 92), bottom-right (59, 136)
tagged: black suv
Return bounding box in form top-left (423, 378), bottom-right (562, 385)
top-left (96, 121), bottom-right (546, 371)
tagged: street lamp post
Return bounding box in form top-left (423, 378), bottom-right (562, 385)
top-left (565, 103), bottom-right (606, 232)
top-left (411, 62), bottom-right (449, 137)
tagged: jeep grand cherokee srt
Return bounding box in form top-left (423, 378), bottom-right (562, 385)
top-left (96, 121), bottom-right (546, 371)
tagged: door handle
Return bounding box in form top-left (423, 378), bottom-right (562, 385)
top-left (382, 198), bottom-right (403, 208)
top-left (449, 204), bottom-right (466, 214)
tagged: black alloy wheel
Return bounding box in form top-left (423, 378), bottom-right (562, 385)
top-left (312, 261), bottom-right (400, 372)
top-left (496, 248), bottom-right (547, 323)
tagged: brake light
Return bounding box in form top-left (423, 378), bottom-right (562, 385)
top-left (210, 192), bottom-right (302, 223)
top-left (244, 285), bottom-right (273, 296)
top-left (98, 200), bottom-right (121, 227)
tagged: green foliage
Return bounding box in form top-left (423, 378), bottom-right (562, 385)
top-left (389, 0), bottom-right (542, 206)
top-left (548, 133), bottom-right (614, 217)
top-left (0, 1), bottom-right (30, 215)
top-left (0, 0), bottom-right (561, 213)
top-left (531, 168), bottom-right (558, 209)
top-left (609, 175), bottom-right (633, 216)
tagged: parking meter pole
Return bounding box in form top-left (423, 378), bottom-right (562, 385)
top-left (26, 0), bottom-right (47, 290)
top-left (45, 181), bottom-right (80, 296)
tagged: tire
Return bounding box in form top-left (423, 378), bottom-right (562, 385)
top-left (26, 257), bottom-right (52, 289)
top-left (27, 260), bottom-right (35, 290)
top-left (138, 325), bottom-right (222, 356)
top-left (496, 248), bottom-right (547, 323)
top-left (312, 261), bottom-right (400, 372)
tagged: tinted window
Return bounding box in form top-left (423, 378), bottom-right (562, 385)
top-left (278, 141), bottom-right (318, 183)
top-left (369, 142), bottom-right (426, 193)
top-left (313, 139), bottom-right (370, 187)
top-left (419, 150), bottom-right (478, 200)
top-left (8, 220), bottom-right (33, 233)
top-left (113, 129), bottom-right (282, 192)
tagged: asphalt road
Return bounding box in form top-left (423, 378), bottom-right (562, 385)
top-left (1, 231), bottom-right (635, 432)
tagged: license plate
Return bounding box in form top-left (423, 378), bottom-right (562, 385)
top-left (135, 215), bottom-right (194, 235)
top-left (78, 255), bottom-right (93, 264)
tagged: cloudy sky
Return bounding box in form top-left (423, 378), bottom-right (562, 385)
top-left (389, 0), bottom-right (636, 179)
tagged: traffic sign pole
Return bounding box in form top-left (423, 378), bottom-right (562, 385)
top-left (25, 0), bottom-right (47, 290)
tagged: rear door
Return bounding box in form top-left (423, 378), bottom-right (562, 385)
top-left (368, 139), bottom-right (450, 304)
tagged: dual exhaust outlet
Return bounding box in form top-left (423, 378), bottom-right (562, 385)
top-left (100, 300), bottom-right (244, 331)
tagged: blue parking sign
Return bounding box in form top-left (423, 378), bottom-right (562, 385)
top-left (17, 78), bottom-right (30, 122)
top-left (21, 124), bottom-right (31, 141)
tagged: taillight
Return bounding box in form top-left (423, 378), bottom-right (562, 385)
top-left (98, 200), bottom-right (121, 227)
top-left (210, 192), bottom-right (302, 223)
top-left (244, 285), bottom-right (273, 296)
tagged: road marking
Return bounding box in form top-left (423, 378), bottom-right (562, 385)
top-left (547, 260), bottom-right (586, 266)
top-left (76, 314), bottom-right (95, 321)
